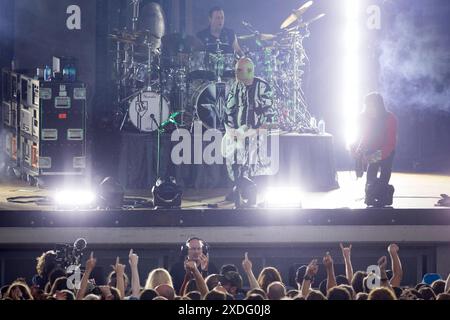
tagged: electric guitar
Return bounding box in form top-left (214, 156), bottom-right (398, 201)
top-left (352, 149), bottom-right (382, 178)
top-left (221, 123), bottom-right (278, 160)
top-left (350, 144), bottom-right (366, 179)
top-left (355, 154), bottom-right (365, 178)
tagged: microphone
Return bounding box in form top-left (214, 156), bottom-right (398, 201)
top-left (150, 114), bottom-right (160, 128)
top-left (73, 238), bottom-right (87, 251)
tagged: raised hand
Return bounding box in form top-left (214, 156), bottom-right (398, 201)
top-left (378, 256), bottom-right (388, 270)
top-left (323, 252), bottom-right (334, 270)
top-left (340, 243), bottom-right (352, 260)
top-left (129, 249), bottom-right (139, 268)
top-left (388, 244), bottom-right (399, 255)
top-left (387, 243), bottom-right (403, 288)
top-left (341, 244), bottom-right (355, 283)
top-left (185, 260), bottom-right (198, 274)
top-left (112, 257), bottom-right (126, 299)
top-left (305, 259), bottom-right (319, 277)
top-left (199, 253), bottom-right (209, 271)
top-left (86, 252), bottom-right (96, 273)
top-left (112, 256), bottom-right (126, 275)
top-left (242, 252), bottom-right (253, 273)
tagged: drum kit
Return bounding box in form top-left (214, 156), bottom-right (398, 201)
top-left (241, 1), bottom-right (325, 132)
top-left (109, 0), bottom-right (325, 134)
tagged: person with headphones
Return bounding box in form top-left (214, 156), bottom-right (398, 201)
top-left (169, 237), bottom-right (218, 294)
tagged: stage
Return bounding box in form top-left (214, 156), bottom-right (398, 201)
top-left (0, 172), bottom-right (449, 248)
top-left (0, 171), bottom-right (447, 211)
top-left (0, 171), bottom-right (449, 287)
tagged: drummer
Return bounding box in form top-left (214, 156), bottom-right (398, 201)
top-left (196, 6), bottom-right (244, 57)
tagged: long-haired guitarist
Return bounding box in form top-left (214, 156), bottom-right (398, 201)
top-left (351, 92), bottom-right (398, 187)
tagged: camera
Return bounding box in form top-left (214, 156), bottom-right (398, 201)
top-left (54, 238), bottom-right (87, 269)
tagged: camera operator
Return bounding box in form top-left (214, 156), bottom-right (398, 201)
top-left (32, 251), bottom-right (59, 290)
top-left (32, 239), bottom-right (87, 292)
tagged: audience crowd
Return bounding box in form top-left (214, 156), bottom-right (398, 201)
top-left (1, 240), bottom-right (450, 301)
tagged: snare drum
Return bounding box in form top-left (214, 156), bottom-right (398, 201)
top-left (128, 91), bottom-right (170, 132)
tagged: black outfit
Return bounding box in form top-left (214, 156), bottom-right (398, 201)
top-left (196, 27), bottom-right (236, 53)
top-left (366, 151), bottom-right (395, 186)
top-left (357, 112), bottom-right (398, 187)
top-left (170, 261), bottom-right (218, 294)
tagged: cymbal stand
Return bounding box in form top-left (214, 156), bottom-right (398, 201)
top-left (131, 0), bottom-right (141, 32)
top-left (115, 41), bottom-right (122, 104)
top-left (274, 22), bottom-right (312, 131)
top-left (214, 39), bottom-right (226, 130)
top-left (145, 39), bottom-right (154, 91)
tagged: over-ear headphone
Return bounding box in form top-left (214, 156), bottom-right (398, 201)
top-left (181, 237), bottom-right (209, 257)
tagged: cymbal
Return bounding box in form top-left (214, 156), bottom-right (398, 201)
top-left (135, 29), bottom-right (162, 40)
top-left (261, 43), bottom-right (290, 50)
top-left (109, 30), bottom-right (140, 37)
top-left (280, 0), bottom-right (314, 29)
top-left (298, 13), bottom-right (326, 28)
top-left (238, 33), bottom-right (278, 41)
top-left (162, 33), bottom-right (203, 54)
top-left (205, 39), bottom-right (231, 46)
top-left (108, 33), bottom-right (139, 45)
top-left (205, 41), bottom-right (233, 51)
top-left (138, 2), bottom-right (165, 40)
top-left (110, 29), bottom-right (153, 44)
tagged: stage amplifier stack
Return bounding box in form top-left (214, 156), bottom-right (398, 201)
top-left (1, 67), bottom-right (87, 186)
top-left (2, 69), bottom-right (21, 175)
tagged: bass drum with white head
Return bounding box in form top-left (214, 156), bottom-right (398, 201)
top-left (128, 91), bottom-right (170, 132)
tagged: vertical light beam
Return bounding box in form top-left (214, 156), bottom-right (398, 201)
top-left (343, 0), bottom-right (361, 149)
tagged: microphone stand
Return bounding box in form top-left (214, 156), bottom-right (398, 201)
top-left (150, 113), bottom-right (161, 178)
top-left (156, 53), bottom-right (164, 178)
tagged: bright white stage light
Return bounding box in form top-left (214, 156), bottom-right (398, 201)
top-left (264, 187), bottom-right (303, 208)
top-left (54, 189), bottom-right (96, 207)
top-left (343, 0), bottom-right (361, 149)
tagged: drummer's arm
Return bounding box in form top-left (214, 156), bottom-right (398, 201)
top-left (233, 35), bottom-right (245, 58)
